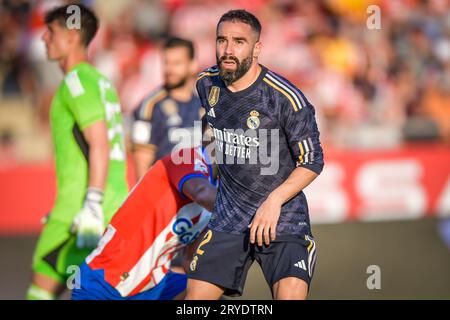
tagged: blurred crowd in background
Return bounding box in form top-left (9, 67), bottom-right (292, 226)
top-left (0, 0), bottom-right (449, 163)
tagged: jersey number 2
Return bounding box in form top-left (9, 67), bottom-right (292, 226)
top-left (196, 229), bottom-right (212, 255)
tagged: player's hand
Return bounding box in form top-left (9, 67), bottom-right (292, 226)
top-left (71, 188), bottom-right (105, 249)
top-left (248, 196), bottom-right (282, 246)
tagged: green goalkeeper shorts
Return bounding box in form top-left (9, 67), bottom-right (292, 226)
top-left (31, 217), bottom-right (93, 284)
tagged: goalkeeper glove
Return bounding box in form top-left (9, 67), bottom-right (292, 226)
top-left (71, 187), bottom-right (105, 249)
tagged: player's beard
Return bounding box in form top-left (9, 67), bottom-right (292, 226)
top-left (164, 76), bottom-right (188, 91)
top-left (217, 54), bottom-right (253, 86)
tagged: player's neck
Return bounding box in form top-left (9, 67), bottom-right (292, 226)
top-left (227, 63), bottom-right (261, 93)
top-left (60, 49), bottom-right (89, 74)
top-left (168, 78), bottom-right (195, 102)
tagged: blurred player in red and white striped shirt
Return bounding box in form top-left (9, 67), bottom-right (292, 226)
top-left (72, 141), bottom-right (217, 299)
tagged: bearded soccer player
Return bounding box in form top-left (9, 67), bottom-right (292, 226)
top-left (71, 146), bottom-right (217, 300)
top-left (186, 10), bottom-right (324, 300)
top-left (27, 4), bottom-right (128, 300)
top-left (132, 37), bottom-right (202, 180)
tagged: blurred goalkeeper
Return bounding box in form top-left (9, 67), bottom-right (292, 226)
top-left (27, 4), bottom-right (128, 300)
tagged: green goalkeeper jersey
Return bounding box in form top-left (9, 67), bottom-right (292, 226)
top-left (49, 62), bottom-right (128, 224)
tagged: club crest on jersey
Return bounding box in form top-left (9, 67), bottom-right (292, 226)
top-left (161, 99), bottom-right (181, 126)
top-left (120, 272), bottom-right (129, 281)
top-left (190, 255), bottom-right (198, 271)
top-left (247, 110), bottom-right (260, 129)
top-left (161, 98), bottom-right (178, 116)
top-left (208, 86), bottom-right (220, 107)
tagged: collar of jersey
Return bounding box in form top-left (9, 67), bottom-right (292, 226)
top-left (220, 64), bottom-right (268, 98)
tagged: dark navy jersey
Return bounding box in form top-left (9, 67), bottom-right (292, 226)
top-left (197, 65), bottom-right (324, 237)
top-left (132, 87), bottom-right (203, 161)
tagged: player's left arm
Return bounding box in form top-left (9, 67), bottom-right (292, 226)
top-left (249, 167), bottom-right (319, 246)
top-left (65, 73), bottom-right (111, 192)
top-left (83, 120), bottom-right (109, 191)
top-left (65, 73), bottom-right (111, 248)
top-left (250, 94), bottom-right (324, 246)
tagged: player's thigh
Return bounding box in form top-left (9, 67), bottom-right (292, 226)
top-left (32, 219), bottom-right (72, 284)
top-left (256, 235), bottom-right (317, 299)
top-left (32, 218), bottom-right (92, 283)
top-left (273, 276), bottom-right (308, 300)
top-left (185, 278), bottom-right (224, 300)
top-left (187, 229), bottom-right (253, 297)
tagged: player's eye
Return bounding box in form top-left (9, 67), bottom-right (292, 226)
top-left (236, 40), bottom-right (244, 45)
top-left (217, 38), bottom-right (225, 44)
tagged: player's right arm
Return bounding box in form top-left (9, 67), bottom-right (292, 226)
top-left (182, 228), bottom-right (207, 274)
top-left (165, 146), bottom-right (217, 212)
top-left (182, 178), bottom-right (216, 212)
top-left (131, 94), bottom-right (164, 179)
top-left (133, 144), bottom-right (157, 180)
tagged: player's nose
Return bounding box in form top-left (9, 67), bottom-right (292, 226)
top-left (224, 41), bottom-right (234, 56)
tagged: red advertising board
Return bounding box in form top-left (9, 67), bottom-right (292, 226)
top-left (306, 144), bottom-right (450, 223)
top-left (0, 146), bottom-right (449, 234)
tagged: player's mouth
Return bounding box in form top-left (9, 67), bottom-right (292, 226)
top-left (222, 60), bottom-right (236, 68)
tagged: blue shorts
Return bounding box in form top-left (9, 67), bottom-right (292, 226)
top-left (71, 262), bottom-right (187, 300)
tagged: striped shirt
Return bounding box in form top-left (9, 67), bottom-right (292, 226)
top-left (131, 87), bottom-right (202, 161)
top-left (197, 64), bottom-right (324, 236)
top-left (86, 147), bottom-right (215, 297)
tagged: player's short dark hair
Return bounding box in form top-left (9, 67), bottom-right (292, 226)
top-left (217, 9), bottom-right (262, 40)
top-left (163, 37), bottom-right (195, 60)
top-left (45, 3), bottom-right (99, 47)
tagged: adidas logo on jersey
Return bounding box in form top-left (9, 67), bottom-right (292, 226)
top-left (294, 260), bottom-right (307, 271)
top-left (207, 108), bottom-right (216, 118)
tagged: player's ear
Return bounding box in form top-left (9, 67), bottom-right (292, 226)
top-left (68, 28), bottom-right (82, 48)
top-left (253, 40), bottom-right (261, 60)
top-left (190, 59), bottom-right (199, 76)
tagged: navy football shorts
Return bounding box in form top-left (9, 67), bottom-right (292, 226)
top-left (187, 229), bottom-right (317, 297)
